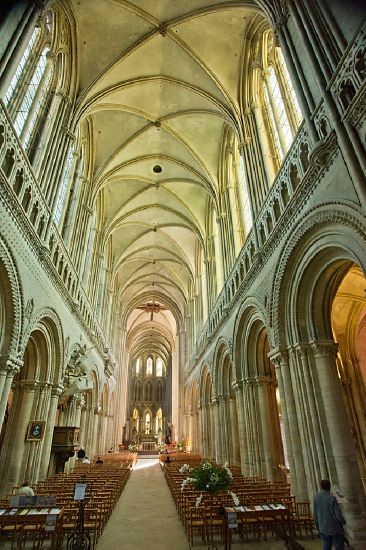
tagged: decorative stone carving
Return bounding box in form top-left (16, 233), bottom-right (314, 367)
top-left (24, 298), bottom-right (34, 320)
top-left (0, 233), bottom-right (23, 360)
top-left (63, 344), bottom-right (93, 396)
top-left (103, 347), bottom-right (115, 378)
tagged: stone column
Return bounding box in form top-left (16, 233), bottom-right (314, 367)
top-left (74, 395), bottom-right (84, 428)
top-left (245, 380), bottom-right (261, 476)
top-left (229, 396), bottom-right (240, 465)
top-left (212, 398), bottom-right (221, 463)
top-left (201, 403), bottom-right (209, 457)
top-left (26, 382), bottom-right (51, 482)
top-left (79, 405), bottom-right (88, 447)
top-left (38, 384), bottom-right (63, 480)
top-left (222, 396), bottom-right (232, 463)
top-left (0, 367), bottom-right (9, 411)
top-left (100, 410), bottom-right (108, 453)
top-left (91, 407), bottom-right (101, 457)
top-left (197, 409), bottom-right (201, 453)
top-left (241, 381), bottom-right (252, 475)
top-left (71, 396), bottom-right (79, 426)
top-left (187, 412), bottom-right (193, 451)
top-left (5, 381), bottom-right (37, 490)
top-left (256, 377), bottom-right (277, 481)
top-left (0, 366), bottom-right (18, 425)
top-left (269, 349), bottom-right (307, 499)
top-left (310, 340), bottom-right (366, 538)
top-left (234, 382), bottom-right (248, 474)
top-left (296, 344), bottom-right (327, 487)
top-left (84, 405), bottom-right (94, 455)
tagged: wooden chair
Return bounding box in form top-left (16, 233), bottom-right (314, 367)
top-left (294, 501), bottom-right (314, 538)
top-left (0, 515), bottom-right (22, 549)
top-left (186, 504), bottom-right (206, 546)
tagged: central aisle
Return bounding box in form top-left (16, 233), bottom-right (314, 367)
top-left (97, 459), bottom-right (189, 550)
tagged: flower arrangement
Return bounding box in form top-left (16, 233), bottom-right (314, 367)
top-left (179, 461), bottom-right (239, 508)
top-left (177, 437), bottom-right (186, 451)
top-left (128, 443), bottom-right (139, 452)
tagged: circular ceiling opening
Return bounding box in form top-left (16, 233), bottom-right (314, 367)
top-left (153, 165), bottom-right (162, 173)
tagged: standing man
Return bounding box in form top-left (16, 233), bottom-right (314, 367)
top-left (313, 479), bottom-right (346, 550)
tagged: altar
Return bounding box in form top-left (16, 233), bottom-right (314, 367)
top-left (141, 441), bottom-right (156, 451)
top-left (140, 434), bottom-right (157, 451)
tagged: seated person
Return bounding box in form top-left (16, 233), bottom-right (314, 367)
top-left (165, 455), bottom-right (171, 464)
top-left (96, 456), bottom-right (103, 464)
top-left (77, 447), bottom-right (86, 461)
top-left (82, 456), bottom-right (91, 464)
top-left (18, 481), bottom-right (34, 496)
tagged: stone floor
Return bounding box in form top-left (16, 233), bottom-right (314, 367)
top-left (97, 458), bottom-right (189, 550)
top-left (96, 458), bottom-right (323, 550)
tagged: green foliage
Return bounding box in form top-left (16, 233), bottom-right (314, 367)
top-left (185, 462), bottom-right (232, 494)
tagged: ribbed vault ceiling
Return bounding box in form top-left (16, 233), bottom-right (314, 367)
top-left (71, 0), bottom-right (262, 359)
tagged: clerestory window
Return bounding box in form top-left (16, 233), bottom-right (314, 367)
top-left (156, 357), bottom-right (163, 377)
top-left (4, 15), bottom-right (55, 154)
top-left (259, 32), bottom-right (303, 175)
top-left (53, 146), bottom-right (75, 225)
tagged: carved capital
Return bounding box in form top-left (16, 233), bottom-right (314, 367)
top-left (310, 340), bottom-right (338, 359)
top-left (233, 380), bottom-right (243, 393)
top-left (267, 348), bottom-right (288, 368)
top-left (21, 380), bottom-right (38, 392)
top-left (51, 384), bottom-right (64, 398)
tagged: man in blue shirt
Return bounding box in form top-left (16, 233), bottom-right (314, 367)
top-left (313, 479), bottom-right (346, 550)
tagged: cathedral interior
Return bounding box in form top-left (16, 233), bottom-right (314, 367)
top-left (0, 0), bottom-right (366, 545)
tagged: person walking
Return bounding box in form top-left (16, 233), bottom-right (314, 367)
top-left (313, 479), bottom-right (346, 550)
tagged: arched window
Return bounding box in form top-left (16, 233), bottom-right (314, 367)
top-left (135, 357), bottom-right (140, 375)
top-left (4, 13), bottom-right (55, 154)
top-left (212, 207), bottom-right (224, 296)
top-left (145, 412), bottom-right (151, 434)
top-left (53, 145), bottom-right (75, 225)
top-left (156, 357), bottom-right (163, 377)
top-left (236, 149), bottom-right (253, 238)
top-left (4, 27), bottom-right (40, 108)
top-left (257, 31), bottom-right (303, 177)
top-left (146, 357), bottom-right (153, 375)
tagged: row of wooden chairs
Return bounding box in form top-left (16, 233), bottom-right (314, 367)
top-left (163, 460), bottom-right (314, 546)
top-left (0, 452), bottom-right (135, 549)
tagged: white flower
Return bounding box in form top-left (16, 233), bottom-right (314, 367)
top-left (179, 464), bottom-right (190, 474)
top-left (228, 490), bottom-right (240, 506)
top-left (181, 477), bottom-right (195, 492)
top-left (195, 493), bottom-right (203, 509)
top-left (223, 463), bottom-right (233, 480)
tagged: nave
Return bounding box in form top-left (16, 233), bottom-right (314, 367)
top-left (97, 456), bottom-right (320, 550)
top-left (0, 451), bottom-right (356, 549)
top-left (97, 458), bottom-right (189, 550)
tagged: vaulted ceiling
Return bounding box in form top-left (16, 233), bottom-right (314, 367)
top-left (71, 0), bottom-right (264, 360)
